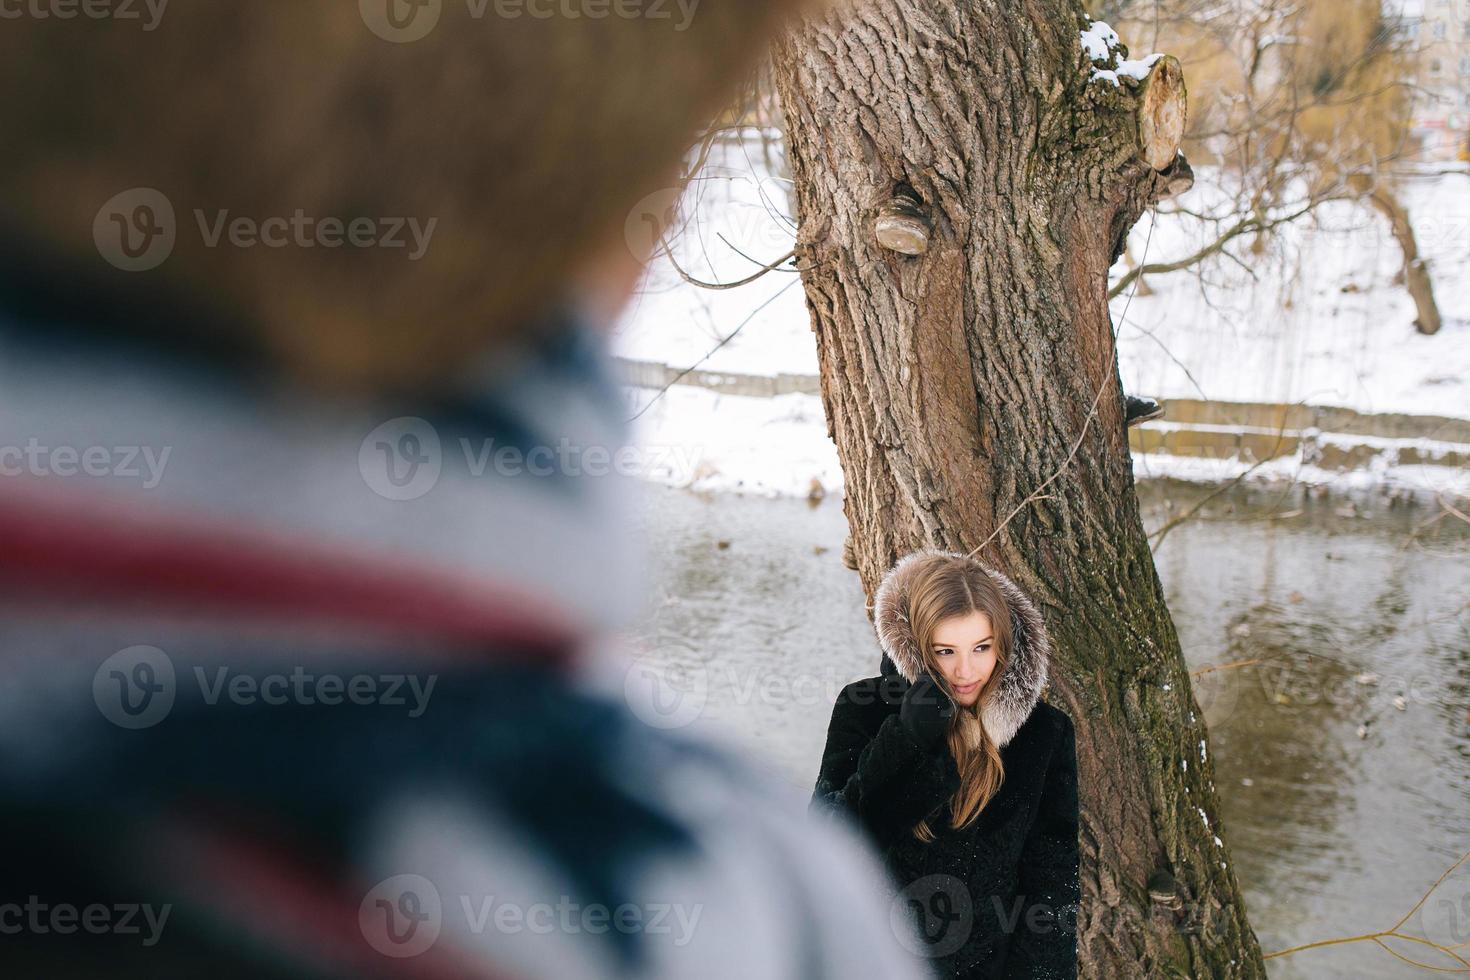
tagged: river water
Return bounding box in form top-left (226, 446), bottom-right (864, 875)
top-left (626, 480), bottom-right (1470, 978)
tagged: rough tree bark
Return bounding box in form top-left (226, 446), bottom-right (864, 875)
top-left (771, 3), bottom-right (1266, 977)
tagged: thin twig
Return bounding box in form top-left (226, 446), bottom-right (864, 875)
top-left (1263, 847), bottom-right (1470, 972)
top-left (625, 281), bottom-right (798, 423)
top-left (1146, 400), bottom-right (1304, 549)
top-left (663, 244), bottom-right (797, 291)
top-left (1190, 658), bottom-right (1263, 680)
top-left (1108, 200), bottom-right (1320, 299)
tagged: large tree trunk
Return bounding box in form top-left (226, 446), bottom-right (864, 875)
top-left (771, 3), bottom-right (1265, 977)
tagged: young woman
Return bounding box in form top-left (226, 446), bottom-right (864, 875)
top-left (812, 548), bottom-right (1080, 978)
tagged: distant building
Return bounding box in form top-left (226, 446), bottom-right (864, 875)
top-left (1394, 0), bottom-right (1470, 161)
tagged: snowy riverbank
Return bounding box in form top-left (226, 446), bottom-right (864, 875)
top-left (615, 139), bottom-right (1469, 499)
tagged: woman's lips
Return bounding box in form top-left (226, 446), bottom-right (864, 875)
top-left (952, 681), bottom-right (979, 695)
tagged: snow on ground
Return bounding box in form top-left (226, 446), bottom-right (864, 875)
top-left (1131, 453), bottom-right (1470, 499)
top-left (625, 385), bottom-right (844, 499)
top-left (1115, 172), bottom-right (1470, 418)
top-left (614, 135), bottom-right (814, 377)
top-left (615, 137), bottom-right (1470, 498)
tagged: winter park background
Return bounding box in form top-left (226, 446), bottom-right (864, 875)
top-left (612, 125), bottom-right (1470, 980)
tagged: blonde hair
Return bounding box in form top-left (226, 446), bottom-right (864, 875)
top-left (905, 555), bottom-right (1014, 842)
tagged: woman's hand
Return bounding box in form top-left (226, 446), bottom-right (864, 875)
top-left (899, 672), bottom-right (956, 747)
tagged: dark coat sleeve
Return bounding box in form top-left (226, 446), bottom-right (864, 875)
top-left (1003, 708), bottom-right (1080, 979)
top-left (809, 682), bottom-right (960, 852)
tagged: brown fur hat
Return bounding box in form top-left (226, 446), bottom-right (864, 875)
top-left (874, 549), bottom-right (1052, 747)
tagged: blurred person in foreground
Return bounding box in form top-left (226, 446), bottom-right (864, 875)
top-left (0, 4), bottom-right (928, 978)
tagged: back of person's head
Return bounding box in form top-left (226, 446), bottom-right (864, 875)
top-left (0, 1), bottom-right (790, 391)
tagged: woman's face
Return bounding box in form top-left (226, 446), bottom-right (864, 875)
top-left (928, 610), bottom-right (998, 708)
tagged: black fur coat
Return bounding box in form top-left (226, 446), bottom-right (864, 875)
top-left (811, 550), bottom-right (1080, 979)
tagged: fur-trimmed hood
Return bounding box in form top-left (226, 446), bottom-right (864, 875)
top-left (874, 548), bottom-right (1052, 748)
